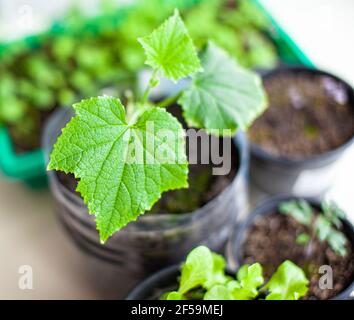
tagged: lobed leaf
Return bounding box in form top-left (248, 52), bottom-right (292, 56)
top-left (179, 42), bottom-right (267, 135)
top-left (138, 9), bottom-right (202, 82)
top-left (48, 96), bottom-right (188, 242)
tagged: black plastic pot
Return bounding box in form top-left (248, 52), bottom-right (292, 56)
top-left (126, 265), bottom-right (180, 300)
top-left (250, 66), bottom-right (354, 197)
top-left (228, 195), bottom-right (354, 300)
top-left (126, 264), bottom-right (235, 300)
top-left (42, 107), bottom-right (249, 298)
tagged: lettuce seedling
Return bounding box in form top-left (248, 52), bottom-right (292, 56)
top-left (162, 246), bottom-right (308, 300)
top-left (48, 10), bottom-right (266, 242)
top-left (279, 200), bottom-right (348, 257)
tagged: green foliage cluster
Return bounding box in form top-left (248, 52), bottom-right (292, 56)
top-left (0, 20), bottom-right (131, 149)
top-left (116, 0), bottom-right (278, 71)
top-left (0, 0), bottom-right (277, 150)
top-left (279, 200), bottom-right (348, 257)
top-left (161, 246), bottom-right (309, 300)
top-left (48, 10), bottom-right (266, 242)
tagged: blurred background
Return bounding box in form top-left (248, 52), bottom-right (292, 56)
top-left (0, 0), bottom-right (353, 299)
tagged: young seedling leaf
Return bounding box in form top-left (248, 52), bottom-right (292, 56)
top-left (265, 260), bottom-right (309, 300)
top-left (204, 285), bottom-right (233, 300)
top-left (138, 9), bottom-right (202, 82)
top-left (178, 246), bottom-right (214, 295)
top-left (315, 215), bottom-right (332, 242)
top-left (321, 201), bottom-right (346, 229)
top-left (327, 230), bottom-right (347, 257)
top-left (279, 200), bottom-right (313, 226)
top-left (165, 292), bottom-right (184, 300)
top-left (204, 253), bottom-right (230, 289)
top-left (231, 263), bottom-right (264, 299)
top-left (296, 233), bottom-right (310, 245)
top-left (48, 97), bottom-right (188, 242)
top-left (178, 42), bottom-right (267, 135)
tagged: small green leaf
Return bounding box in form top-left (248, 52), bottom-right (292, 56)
top-left (238, 263), bottom-right (264, 291)
top-left (165, 291), bottom-right (184, 300)
top-left (52, 35), bottom-right (76, 61)
top-left (0, 97), bottom-right (26, 123)
top-left (179, 42), bottom-right (267, 135)
top-left (0, 75), bottom-right (16, 96)
top-left (266, 260), bottom-right (309, 300)
top-left (204, 285), bottom-right (232, 300)
top-left (204, 253), bottom-right (230, 289)
top-left (178, 246), bottom-right (214, 295)
top-left (231, 263), bottom-right (264, 300)
top-left (48, 97), bottom-right (188, 242)
top-left (279, 200), bottom-right (313, 226)
top-left (321, 201), bottom-right (346, 229)
top-left (296, 233), bottom-right (310, 245)
top-left (316, 201), bottom-right (348, 256)
top-left (327, 230), bottom-right (347, 257)
top-left (138, 9), bottom-right (202, 82)
top-left (315, 216), bottom-right (332, 242)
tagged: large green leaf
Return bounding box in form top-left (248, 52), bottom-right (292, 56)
top-left (179, 42), bottom-right (267, 135)
top-left (138, 9), bottom-right (202, 82)
top-left (48, 97), bottom-right (188, 242)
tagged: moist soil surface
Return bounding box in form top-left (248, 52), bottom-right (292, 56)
top-left (249, 71), bottom-right (354, 158)
top-left (242, 213), bottom-right (354, 300)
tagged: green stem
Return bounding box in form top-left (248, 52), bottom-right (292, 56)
top-left (125, 90), bottom-right (135, 120)
top-left (156, 92), bottom-right (182, 108)
top-left (141, 69), bottom-right (159, 105)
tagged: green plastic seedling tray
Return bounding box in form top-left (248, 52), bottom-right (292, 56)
top-left (252, 0), bottom-right (315, 67)
top-left (0, 0), bottom-right (314, 188)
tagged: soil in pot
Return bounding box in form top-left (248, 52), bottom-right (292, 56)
top-left (242, 212), bottom-right (354, 300)
top-left (249, 71), bottom-right (354, 158)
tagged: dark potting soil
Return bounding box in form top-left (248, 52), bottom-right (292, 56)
top-left (57, 132), bottom-right (239, 214)
top-left (242, 213), bottom-right (354, 300)
top-left (249, 72), bottom-right (354, 158)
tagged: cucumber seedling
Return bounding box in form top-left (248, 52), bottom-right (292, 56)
top-left (48, 10), bottom-right (266, 242)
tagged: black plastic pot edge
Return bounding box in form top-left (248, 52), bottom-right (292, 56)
top-left (126, 264), bottom-right (180, 300)
top-left (229, 195), bottom-right (354, 300)
top-left (126, 264), bottom-right (235, 300)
